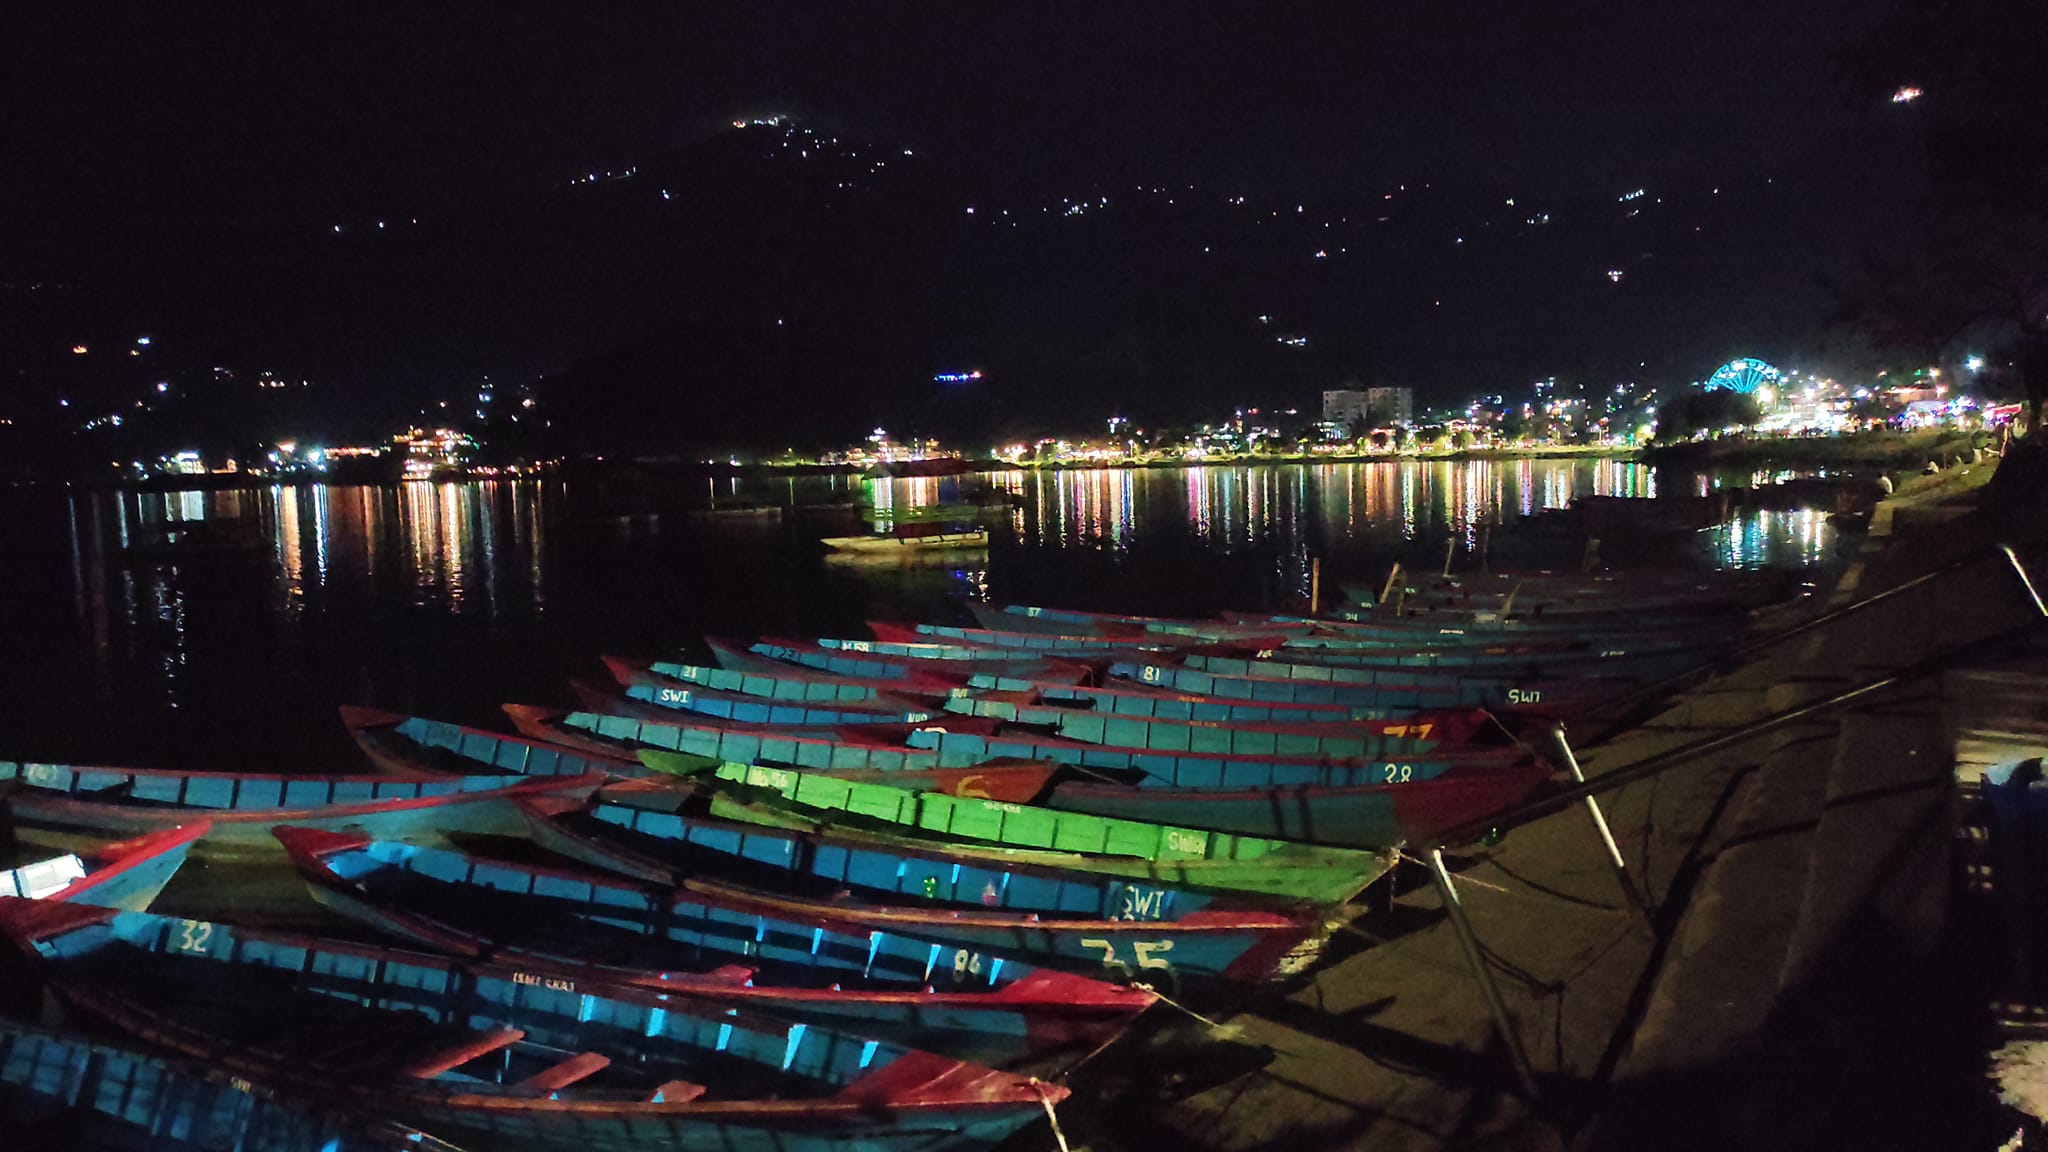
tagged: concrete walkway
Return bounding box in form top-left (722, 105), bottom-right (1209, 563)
top-left (1069, 457), bottom-right (2048, 1152)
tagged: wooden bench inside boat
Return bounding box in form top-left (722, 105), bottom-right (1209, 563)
top-left (399, 1027), bottom-right (525, 1079)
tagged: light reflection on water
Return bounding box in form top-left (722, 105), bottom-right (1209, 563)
top-left (965, 458), bottom-right (1669, 551)
top-left (12, 460), bottom-right (1853, 762)
top-left (64, 463), bottom-right (1835, 644)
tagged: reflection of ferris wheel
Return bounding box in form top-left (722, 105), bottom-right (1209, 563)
top-left (1704, 357), bottom-right (1781, 394)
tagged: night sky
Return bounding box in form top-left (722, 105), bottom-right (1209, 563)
top-left (3, 1), bottom-right (1938, 450)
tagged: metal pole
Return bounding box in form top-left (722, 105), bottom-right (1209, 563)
top-left (2003, 544), bottom-right (2048, 618)
top-left (1442, 536), bottom-right (1457, 578)
top-left (1551, 724), bottom-right (1650, 923)
top-left (1379, 562), bottom-right (1403, 607)
top-left (1310, 556), bottom-right (1322, 616)
top-left (1427, 848), bottom-right (1542, 1100)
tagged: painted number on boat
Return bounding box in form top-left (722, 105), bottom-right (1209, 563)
top-left (951, 950), bottom-right (984, 981)
top-left (1079, 938), bottom-right (1174, 978)
top-left (514, 972), bottom-right (576, 993)
top-left (1138, 665), bottom-right (1163, 684)
top-left (1379, 722), bottom-right (1433, 741)
top-left (1506, 688), bottom-right (1543, 706)
top-left (1117, 886), bottom-right (1168, 921)
top-left (655, 688), bottom-right (694, 706)
top-left (1383, 763), bottom-right (1413, 783)
top-left (174, 920), bottom-right (214, 953)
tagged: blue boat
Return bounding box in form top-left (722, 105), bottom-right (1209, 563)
top-left (2, 823), bottom-right (206, 912)
top-left (1106, 658), bottom-right (1615, 715)
top-left (586, 677), bottom-right (942, 728)
top-left (941, 698), bottom-right (1465, 757)
top-left (344, 705), bottom-right (637, 779)
top-left (729, 638), bottom-right (1090, 684)
top-left (0, 1018), bottom-right (449, 1151)
top-left (960, 677), bottom-right (1391, 723)
top-left (897, 728), bottom-right (1528, 789)
top-left (521, 787), bottom-right (1322, 990)
top-left (0, 760), bottom-right (600, 856)
top-left (276, 826), bottom-right (1155, 1067)
top-left (616, 655), bottom-right (958, 705)
top-left (2, 899), bottom-right (1066, 1152)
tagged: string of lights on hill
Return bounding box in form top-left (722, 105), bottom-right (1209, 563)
top-left (5, 99), bottom-right (1933, 457)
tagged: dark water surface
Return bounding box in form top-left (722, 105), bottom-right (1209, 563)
top-left (0, 459), bottom-right (1837, 770)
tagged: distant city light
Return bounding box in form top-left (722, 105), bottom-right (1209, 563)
top-left (1966, 355), bottom-right (1985, 372)
top-left (1618, 188), bottom-right (1647, 203)
top-left (1891, 86), bottom-right (1923, 104)
top-left (135, 336), bottom-right (151, 346)
top-left (1607, 269), bottom-right (1626, 283)
top-left (933, 370), bottom-right (983, 383)
top-left (156, 382), bottom-right (169, 392)
top-left (71, 344), bottom-right (88, 354)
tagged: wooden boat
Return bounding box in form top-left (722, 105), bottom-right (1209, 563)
top-left (888, 727), bottom-right (1530, 789)
top-left (508, 706), bottom-right (1061, 802)
top-left (520, 788), bottom-right (1325, 989)
top-left (0, 759), bottom-right (602, 857)
top-left (581, 673), bottom-right (941, 727)
top-left (1210, 644), bottom-right (1710, 687)
top-left (699, 759), bottom-right (1394, 906)
top-left (609, 656), bottom-right (963, 706)
top-left (942, 696), bottom-right (1486, 755)
top-left (0, 900), bottom-right (1064, 1152)
top-left (1044, 761), bottom-right (1557, 850)
top-left (1182, 652), bottom-right (1649, 697)
top-left (870, 620), bottom-right (1284, 654)
top-left (276, 826), bottom-right (1154, 1067)
top-left (966, 602), bottom-right (1314, 642)
top-left (528, 705), bottom-right (1518, 791)
top-left (1107, 658), bottom-right (1621, 717)
top-left (343, 705), bottom-right (639, 778)
top-left (817, 636), bottom-right (1125, 664)
top-left (733, 638), bottom-right (1095, 685)
top-left (822, 527), bottom-right (989, 553)
top-left (0, 1017), bottom-right (449, 1152)
top-left (1312, 604), bottom-right (1732, 637)
top-left (2, 823), bottom-right (207, 911)
top-left (959, 677), bottom-right (1422, 725)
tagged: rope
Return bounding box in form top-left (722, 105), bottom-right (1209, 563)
top-left (1477, 707), bottom-right (1541, 754)
top-left (1032, 1080), bottom-right (1072, 1152)
top-left (1137, 982), bottom-right (1243, 1039)
top-left (1395, 849), bottom-right (1512, 893)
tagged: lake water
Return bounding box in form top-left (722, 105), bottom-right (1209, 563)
top-left (0, 458), bottom-right (1838, 770)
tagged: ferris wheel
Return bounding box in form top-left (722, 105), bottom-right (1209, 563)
top-left (1703, 357), bottom-right (1781, 394)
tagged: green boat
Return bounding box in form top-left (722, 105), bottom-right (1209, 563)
top-left (640, 751), bottom-right (1395, 905)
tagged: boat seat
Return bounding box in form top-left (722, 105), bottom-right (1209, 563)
top-left (399, 1027), bottom-right (526, 1078)
top-left (514, 1051), bottom-right (611, 1093)
top-left (647, 1080), bottom-right (707, 1104)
